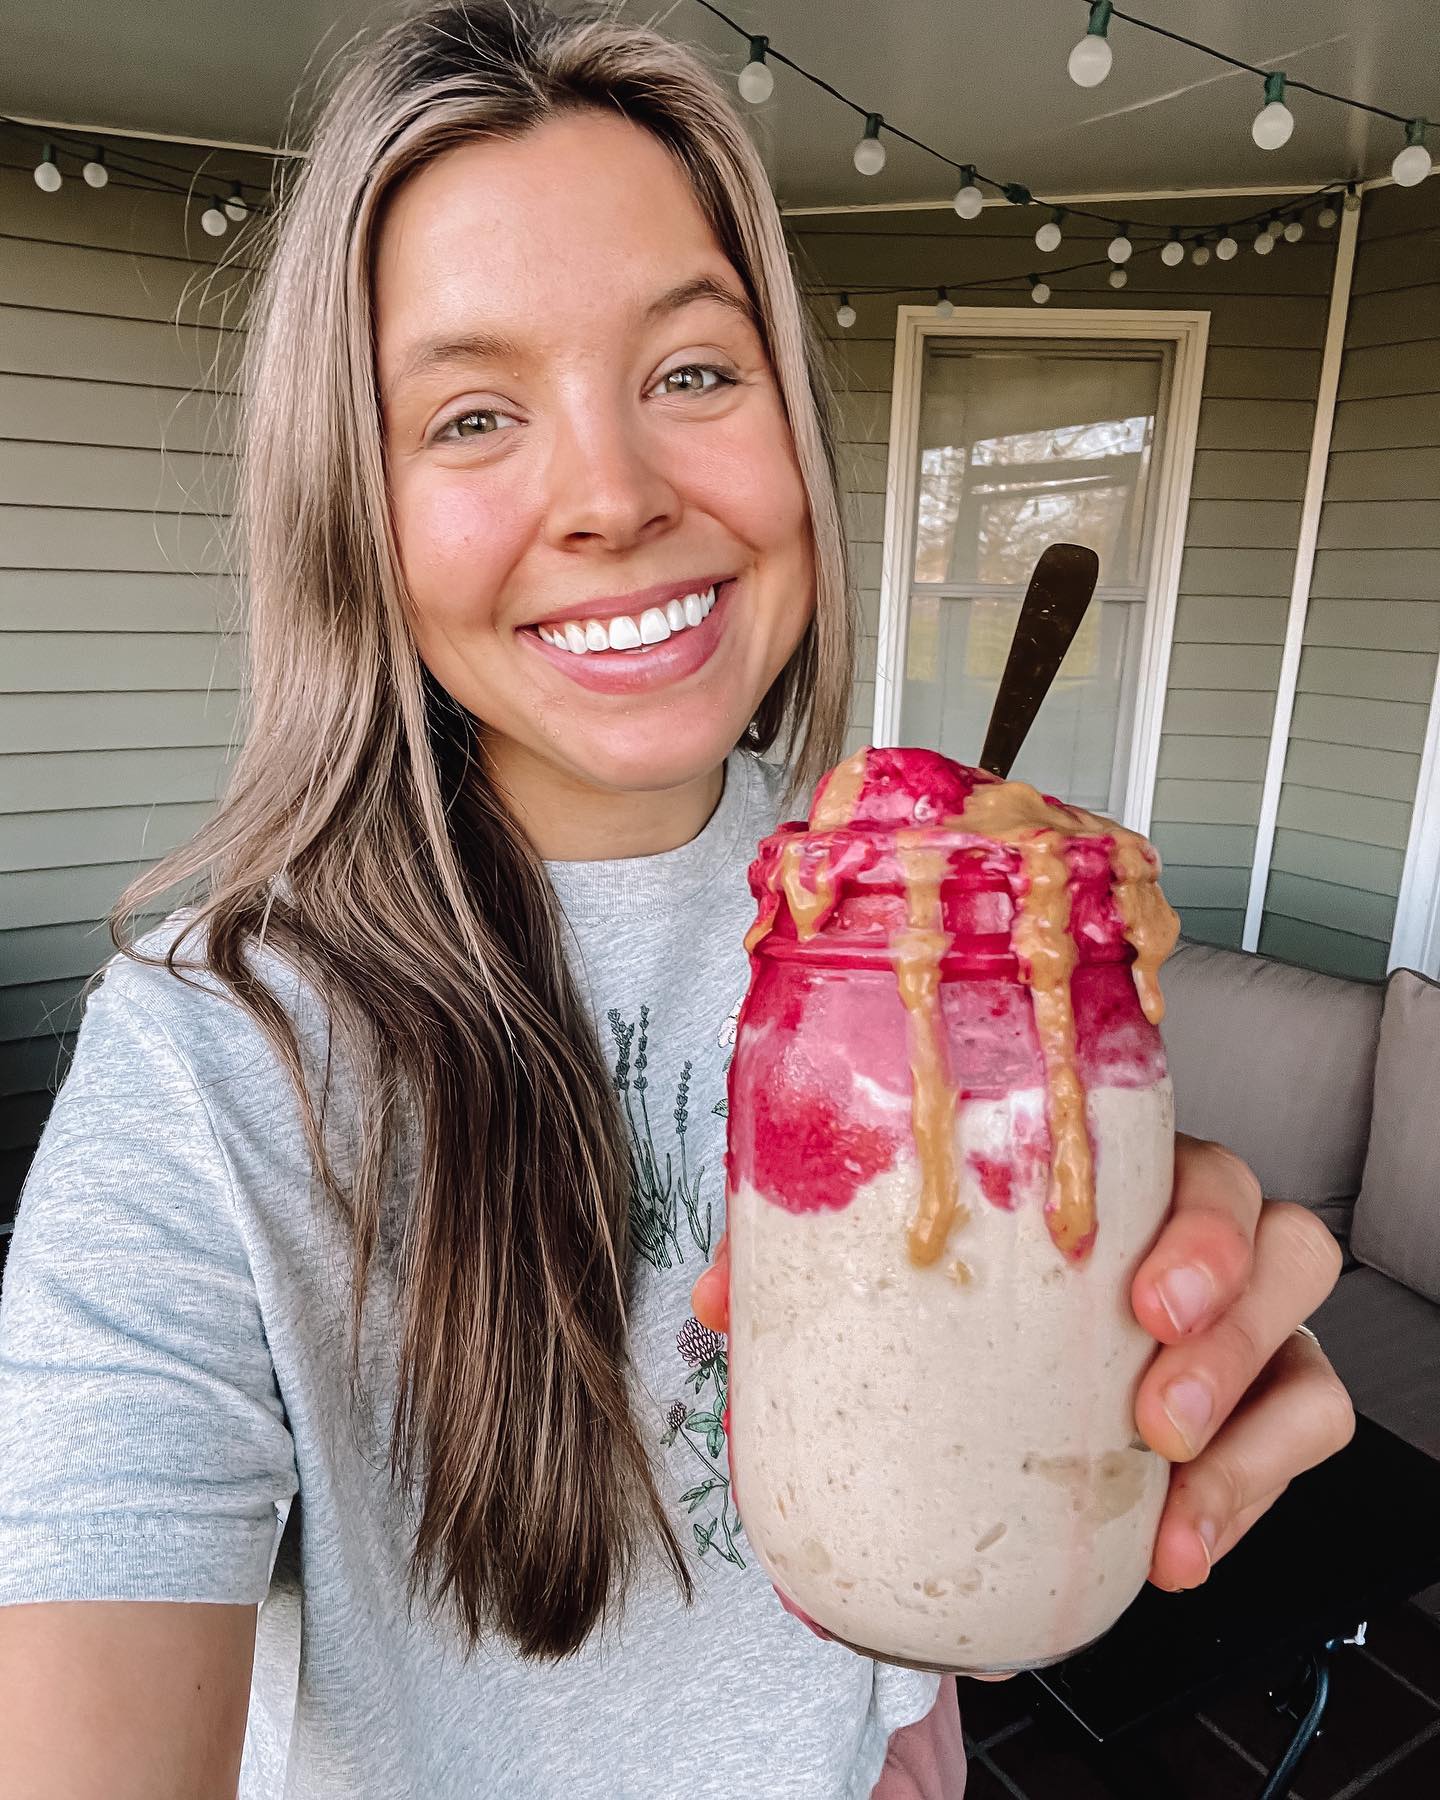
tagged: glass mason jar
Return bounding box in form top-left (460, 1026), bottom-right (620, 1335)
top-left (725, 746), bottom-right (1178, 1675)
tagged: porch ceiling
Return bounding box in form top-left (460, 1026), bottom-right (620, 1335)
top-left (0, 0), bottom-right (1434, 200)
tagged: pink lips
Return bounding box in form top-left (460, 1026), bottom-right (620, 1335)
top-left (521, 579), bottom-right (735, 694)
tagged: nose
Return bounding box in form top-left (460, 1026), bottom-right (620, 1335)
top-left (539, 396), bottom-right (683, 550)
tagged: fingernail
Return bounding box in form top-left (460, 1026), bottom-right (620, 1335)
top-left (1196, 1517), bottom-right (1217, 1575)
top-left (1158, 1265), bottom-right (1214, 1335)
top-left (1162, 1376), bottom-right (1214, 1454)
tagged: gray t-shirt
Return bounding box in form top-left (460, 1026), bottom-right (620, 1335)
top-left (0, 751), bottom-right (938, 1798)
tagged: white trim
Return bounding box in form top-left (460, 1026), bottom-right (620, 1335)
top-left (872, 306), bottom-right (1209, 834)
top-left (1240, 197), bottom-right (1363, 952)
top-left (1390, 653), bottom-right (1440, 976)
top-left (783, 175), bottom-right (1397, 219)
top-left (2, 109), bottom-right (295, 159)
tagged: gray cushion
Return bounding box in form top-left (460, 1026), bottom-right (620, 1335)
top-left (1311, 1265), bottom-right (1440, 1461)
top-left (1350, 969), bottom-right (1440, 1305)
top-left (1158, 941), bottom-right (1382, 1240)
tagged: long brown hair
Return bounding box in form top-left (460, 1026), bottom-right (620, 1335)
top-left (112, 0), bottom-right (855, 1659)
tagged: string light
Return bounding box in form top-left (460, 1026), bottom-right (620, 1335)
top-left (200, 197), bottom-right (228, 236)
top-left (853, 112), bottom-right (886, 175)
top-left (1343, 184), bottom-right (1362, 211)
top-left (33, 141), bottom-right (62, 191)
top-left (1108, 267), bottom-right (1128, 288)
top-left (1254, 224), bottom-right (1276, 255)
top-left (1029, 275), bottom-right (1052, 305)
top-left (933, 285), bottom-right (955, 317)
top-left (1160, 229), bottom-right (1185, 267)
top-left (1317, 203), bottom-right (1339, 228)
top-left (737, 34), bottom-right (774, 103)
top-left (82, 148), bottom-right (108, 189)
top-left (1252, 72), bottom-right (1295, 149)
top-left (1069, 0), bottom-right (1114, 87)
top-left (223, 181), bottom-right (249, 222)
top-left (1191, 238), bottom-right (1211, 266)
top-left (1215, 232), bottom-right (1239, 260)
top-left (952, 166), bottom-right (984, 220)
top-left (1107, 225), bottom-right (1133, 263)
top-left (1392, 119), bottom-right (1433, 186)
top-left (1035, 208), bottom-right (1065, 253)
top-left (1283, 217), bottom-right (1305, 242)
top-left (835, 292), bottom-right (856, 329)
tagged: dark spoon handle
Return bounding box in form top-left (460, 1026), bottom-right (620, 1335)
top-left (977, 542), bottom-right (1101, 781)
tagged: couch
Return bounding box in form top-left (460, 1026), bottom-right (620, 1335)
top-left (1160, 940), bottom-right (1440, 1609)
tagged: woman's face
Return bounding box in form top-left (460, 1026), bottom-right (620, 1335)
top-left (374, 111), bottom-right (815, 809)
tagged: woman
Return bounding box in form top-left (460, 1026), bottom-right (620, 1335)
top-left (0, 4), bottom-right (1353, 1795)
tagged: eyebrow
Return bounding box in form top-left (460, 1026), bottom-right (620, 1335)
top-left (385, 275), bottom-right (760, 403)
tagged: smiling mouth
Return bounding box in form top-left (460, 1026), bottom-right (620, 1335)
top-left (530, 583), bottom-right (719, 655)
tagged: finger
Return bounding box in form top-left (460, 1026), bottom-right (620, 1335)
top-left (1131, 1135), bottom-right (1263, 1344)
top-left (1136, 1201), bottom-right (1342, 1462)
top-left (1148, 1331), bottom-right (1354, 1590)
top-left (691, 1230), bottom-right (729, 1333)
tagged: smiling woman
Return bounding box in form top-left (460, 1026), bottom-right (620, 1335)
top-left (0, 1), bottom-right (961, 1797)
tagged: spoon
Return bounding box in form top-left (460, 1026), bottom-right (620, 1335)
top-left (977, 542), bottom-right (1101, 781)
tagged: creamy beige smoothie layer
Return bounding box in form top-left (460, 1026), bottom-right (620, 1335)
top-left (729, 1081), bottom-right (1174, 1674)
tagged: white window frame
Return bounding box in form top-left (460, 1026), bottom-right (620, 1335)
top-left (872, 306), bottom-right (1210, 834)
top-left (1390, 654), bottom-right (1440, 977)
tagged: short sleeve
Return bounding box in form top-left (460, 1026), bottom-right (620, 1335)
top-left (0, 967), bottom-right (299, 1605)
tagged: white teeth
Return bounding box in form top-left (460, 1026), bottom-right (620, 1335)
top-left (539, 582), bottom-right (725, 655)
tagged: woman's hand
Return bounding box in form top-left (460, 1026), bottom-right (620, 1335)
top-left (1131, 1133), bottom-right (1354, 1590)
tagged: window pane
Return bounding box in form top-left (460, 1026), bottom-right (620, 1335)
top-left (912, 345), bottom-right (1164, 588)
top-left (900, 594), bottom-right (1136, 813)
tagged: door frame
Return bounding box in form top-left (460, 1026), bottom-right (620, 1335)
top-left (872, 306), bottom-right (1210, 834)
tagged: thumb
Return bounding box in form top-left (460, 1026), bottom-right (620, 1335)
top-left (691, 1230), bottom-right (729, 1333)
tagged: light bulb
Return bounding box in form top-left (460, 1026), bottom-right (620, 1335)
top-left (1191, 242), bottom-right (1211, 266)
top-left (82, 157), bottom-right (108, 189)
top-left (1252, 74), bottom-right (1295, 150)
top-left (1393, 124), bottom-right (1432, 187)
top-left (1254, 229), bottom-right (1275, 255)
top-left (1343, 186), bottom-right (1362, 212)
top-left (1107, 231), bottom-right (1133, 264)
top-left (1216, 234), bottom-right (1239, 261)
top-left (853, 113), bottom-right (885, 176)
top-left (224, 185), bottom-right (248, 222)
top-left (1035, 218), bottom-right (1063, 254)
top-left (1108, 268), bottom-right (1128, 289)
top-left (201, 202), bottom-right (228, 237)
top-left (1160, 239), bottom-right (1185, 267)
top-left (934, 290), bottom-right (955, 318)
top-left (1068, 2), bottom-right (1114, 88)
top-left (1317, 205), bottom-right (1339, 229)
top-left (737, 52), bottom-right (773, 104)
top-left (1029, 278), bottom-right (1051, 305)
top-left (953, 172), bottom-right (984, 220)
top-left (1283, 219), bottom-right (1305, 242)
top-left (836, 295), bottom-right (856, 329)
top-left (34, 144), bottom-right (62, 193)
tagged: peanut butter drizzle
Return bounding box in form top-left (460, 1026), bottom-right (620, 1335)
top-left (778, 838), bottom-right (835, 942)
top-left (809, 746), bottom-right (869, 832)
top-left (893, 838), bottom-right (967, 1265)
top-left (949, 780), bottom-right (1179, 1260)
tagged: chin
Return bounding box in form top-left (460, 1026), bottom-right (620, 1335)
top-left (554, 710), bottom-right (756, 797)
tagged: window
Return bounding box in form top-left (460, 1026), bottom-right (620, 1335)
top-left (875, 309), bottom-right (1208, 830)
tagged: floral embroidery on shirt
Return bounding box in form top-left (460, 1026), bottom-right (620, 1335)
top-left (607, 1002), bottom-right (746, 1568)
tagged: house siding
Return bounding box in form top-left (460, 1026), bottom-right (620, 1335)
top-left (1259, 182), bottom-right (1440, 980)
top-left (0, 126), bottom-right (261, 1221)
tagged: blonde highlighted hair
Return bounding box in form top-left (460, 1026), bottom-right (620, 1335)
top-left (115, 0), bottom-right (855, 1658)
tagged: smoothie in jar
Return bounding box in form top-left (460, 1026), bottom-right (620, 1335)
top-left (725, 745), bottom-right (1180, 1674)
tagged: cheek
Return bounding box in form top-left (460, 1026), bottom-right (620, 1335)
top-left (391, 471), bottom-right (526, 634)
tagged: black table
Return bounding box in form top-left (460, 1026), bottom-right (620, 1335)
top-left (1027, 1414), bottom-right (1440, 1798)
